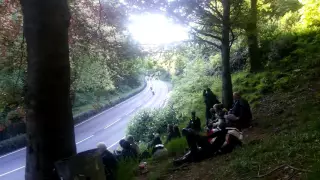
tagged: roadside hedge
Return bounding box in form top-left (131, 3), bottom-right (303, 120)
top-left (0, 80), bottom-right (147, 156)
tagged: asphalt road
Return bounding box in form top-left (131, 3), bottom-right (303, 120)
top-left (0, 80), bottom-right (169, 180)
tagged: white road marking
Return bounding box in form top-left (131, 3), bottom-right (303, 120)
top-left (0, 136), bottom-right (124, 178)
top-left (74, 83), bottom-right (148, 128)
top-left (0, 147), bottom-right (26, 159)
top-left (76, 135), bottom-right (94, 145)
top-left (125, 109), bottom-right (135, 116)
top-left (0, 166), bottom-right (25, 177)
top-left (107, 137), bottom-right (125, 150)
top-left (104, 118), bottom-right (122, 129)
top-left (0, 80), bottom-right (158, 178)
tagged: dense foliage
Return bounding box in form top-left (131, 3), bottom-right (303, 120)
top-left (127, 106), bottom-right (180, 143)
top-left (126, 0), bottom-right (320, 152)
top-left (0, 0), bottom-right (147, 140)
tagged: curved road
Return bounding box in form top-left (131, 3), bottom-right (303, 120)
top-left (0, 80), bottom-right (169, 180)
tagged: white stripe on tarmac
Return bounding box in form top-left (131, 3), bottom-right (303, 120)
top-left (0, 147), bottom-right (26, 159)
top-left (104, 118), bottom-right (122, 129)
top-left (107, 137), bottom-right (125, 150)
top-left (75, 82), bottom-right (149, 128)
top-left (0, 166), bottom-right (25, 177)
top-left (0, 137), bottom-right (124, 178)
top-left (0, 82), bottom-right (149, 160)
top-left (76, 135), bottom-right (94, 145)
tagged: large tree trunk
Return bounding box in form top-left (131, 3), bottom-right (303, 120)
top-left (221, 0), bottom-right (233, 109)
top-left (20, 0), bottom-right (76, 179)
top-left (247, 0), bottom-right (262, 72)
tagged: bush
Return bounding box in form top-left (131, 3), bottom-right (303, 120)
top-left (165, 138), bottom-right (188, 157)
top-left (127, 107), bottom-right (180, 143)
top-left (0, 134), bottom-right (26, 156)
top-left (115, 159), bottom-right (138, 180)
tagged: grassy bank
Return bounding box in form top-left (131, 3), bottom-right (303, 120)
top-left (122, 29), bottom-right (320, 180)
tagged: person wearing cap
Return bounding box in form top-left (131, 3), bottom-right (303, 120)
top-left (229, 92), bottom-right (252, 130)
top-left (186, 111), bottom-right (201, 133)
top-left (126, 135), bottom-right (140, 155)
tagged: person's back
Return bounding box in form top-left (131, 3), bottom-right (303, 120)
top-left (165, 124), bottom-right (175, 144)
top-left (116, 139), bottom-right (137, 160)
top-left (230, 93), bottom-right (252, 129)
top-left (173, 125), bottom-right (181, 138)
top-left (126, 135), bottom-right (140, 154)
top-left (97, 142), bottom-right (118, 180)
top-left (187, 111), bottom-right (201, 132)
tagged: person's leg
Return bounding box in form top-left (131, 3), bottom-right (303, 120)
top-left (209, 130), bottom-right (227, 153)
top-left (185, 132), bottom-right (198, 152)
top-left (205, 107), bottom-right (211, 126)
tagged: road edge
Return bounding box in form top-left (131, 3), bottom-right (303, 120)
top-left (0, 79), bottom-right (147, 157)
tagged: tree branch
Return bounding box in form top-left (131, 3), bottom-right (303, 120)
top-left (193, 33), bottom-right (221, 50)
top-left (192, 27), bottom-right (222, 41)
top-left (208, 0), bottom-right (223, 19)
top-left (229, 28), bottom-right (235, 48)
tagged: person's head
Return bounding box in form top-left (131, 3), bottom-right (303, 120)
top-left (167, 124), bottom-right (174, 133)
top-left (213, 103), bottom-right (223, 113)
top-left (126, 135), bottom-right (134, 144)
top-left (224, 114), bottom-right (238, 121)
top-left (233, 92), bottom-right (241, 100)
top-left (119, 139), bottom-right (131, 150)
top-left (154, 136), bottom-right (162, 145)
top-left (173, 125), bottom-right (180, 132)
top-left (191, 111), bottom-right (196, 119)
top-left (97, 142), bottom-right (107, 153)
top-left (206, 87), bottom-right (211, 92)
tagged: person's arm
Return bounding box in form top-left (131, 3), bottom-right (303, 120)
top-left (165, 133), bottom-right (171, 144)
top-left (238, 100), bottom-right (246, 120)
top-left (196, 117), bottom-right (201, 131)
top-left (207, 129), bottom-right (227, 138)
top-left (186, 120), bottom-right (191, 129)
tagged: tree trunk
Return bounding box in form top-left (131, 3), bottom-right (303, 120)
top-left (20, 0), bottom-right (76, 179)
top-left (221, 0), bottom-right (233, 109)
top-left (247, 0), bottom-right (262, 72)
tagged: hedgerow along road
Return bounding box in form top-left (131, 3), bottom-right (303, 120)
top-left (0, 79), bottom-right (169, 180)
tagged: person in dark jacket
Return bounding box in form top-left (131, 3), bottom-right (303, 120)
top-left (97, 142), bottom-right (118, 180)
top-left (173, 125), bottom-right (181, 138)
top-left (187, 111), bottom-right (201, 132)
top-left (166, 124), bottom-right (182, 144)
top-left (229, 92), bottom-right (252, 130)
top-left (203, 88), bottom-right (220, 126)
top-left (165, 124), bottom-right (175, 144)
top-left (115, 139), bottom-right (137, 160)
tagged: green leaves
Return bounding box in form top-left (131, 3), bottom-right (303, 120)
top-left (127, 107), bottom-right (180, 143)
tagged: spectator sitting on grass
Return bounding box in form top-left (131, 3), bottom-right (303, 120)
top-left (174, 122), bottom-right (242, 166)
top-left (126, 135), bottom-right (140, 154)
top-left (151, 136), bottom-right (168, 160)
top-left (229, 92), bottom-right (252, 130)
top-left (187, 111), bottom-right (201, 133)
top-left (165, 124), bottom-right (175, 144)
top-left (173, 125), bottom-right (181, 138)
top-left (115, 139), bottom-right (137, 160)
top-left (97, 142), bottom-right (118, 180)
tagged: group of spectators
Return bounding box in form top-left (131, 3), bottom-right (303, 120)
top-left (96, 134), bottom-right (170, 179)
top-left (173, 88), bottom-right (252, 165)
top-left (96, 136), bottom-right (140, 180)
top-left (96, 88), bottom-right (253, 179)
